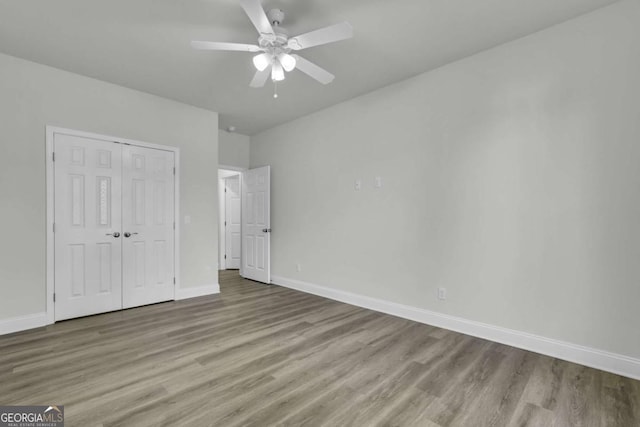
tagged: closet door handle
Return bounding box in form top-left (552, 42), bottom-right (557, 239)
top-left (124, 232), bottom-right (138, 238)
top-left (106, 232), bottom-right (120, 238)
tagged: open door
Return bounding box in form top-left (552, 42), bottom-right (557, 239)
top-left (241, 166), bottom-right (270, 284)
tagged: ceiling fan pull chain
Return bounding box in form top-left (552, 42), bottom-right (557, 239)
top-left (273, 81), bottom-right (279, 99)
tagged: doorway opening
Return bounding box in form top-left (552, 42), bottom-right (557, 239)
top-left (219, 168), bottom-right (243, 272)
top-left (218, 165), bottom-right (271, 284)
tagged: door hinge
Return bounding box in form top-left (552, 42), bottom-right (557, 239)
top-left (173, 167), bottom-right (176, 175)
top-left (52, 223), bottom-right (56, 233)
top-left (224, 254), bottom-right (227, 259)
top-left (224, 188), bottom-right (227, 193)
top-left (173, 277), bottom-right (176, 285)
top-left (224, 221), bottom-right (227, 226)
top-left (53, 293), bottom-right (56, 302)
top-left (173, 222), bottom-right (175, 230)
top-left (52, 152), bottom-right (55, 162)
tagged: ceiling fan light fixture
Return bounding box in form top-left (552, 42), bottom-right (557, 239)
top-left (271, 61), bottom-right (285, 81)
top-left (192, 1), bottom-right (353, 90)
top-left (252, 53), bottom-right (271, 71)
top-left (278, 53), bottom-right (297, 72)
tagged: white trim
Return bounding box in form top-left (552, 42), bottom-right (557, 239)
top-left (48, 126), bottom-right (180, 152)
top-left (174, 148), bottom-right (181, 298)
top-left (175, 283), bottom-right (220, 300)
top-left (271, 275), bottom-right (640, 381)
top-left (46, 126), bottom-right (181, 325)
top-left (218, 178), bottom-right (226, 271)
top-left (46, 126), bottom-right (55, 325)
top-left (238, 172), bottom-right (244, 278)
top-left (0, 313), bottom-right (48, 335)
top-left (218, 164), bottom-right (247, 172)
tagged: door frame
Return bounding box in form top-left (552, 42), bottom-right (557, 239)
top-left (46, 126), bottom-right (181, 325)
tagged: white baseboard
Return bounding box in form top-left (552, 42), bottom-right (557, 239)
top-left (176, 283), bottom-right (220, 300)
top-left (271, 275), bottom-right (640, 381)
top-left (0, 312), bottom-right (48, 336)
top-left (0, 285), bottom-right (221, 335)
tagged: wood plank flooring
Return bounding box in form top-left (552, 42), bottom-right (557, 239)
top-left (1, 270), bottom-right (639, 426)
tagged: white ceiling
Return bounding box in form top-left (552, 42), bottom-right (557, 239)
top-left (0, 0), bottom-right (618, 135)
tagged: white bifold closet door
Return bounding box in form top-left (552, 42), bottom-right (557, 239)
top-left (54, 133), bottom-right (175, 321)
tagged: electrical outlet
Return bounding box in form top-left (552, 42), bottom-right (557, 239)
top-left (438, 287), bottom-right (447, 301)
top-left (296, 263), bottom-right (302, 272)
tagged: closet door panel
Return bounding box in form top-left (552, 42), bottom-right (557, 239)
top-left (122, 145), bottom-right (175, 308)
top-left (54, 134), bottom-right (123, 321)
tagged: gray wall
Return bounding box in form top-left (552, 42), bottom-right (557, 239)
top-left (0, 53), bottom-right (219, 320)
top-left (251, 0), bottom-right (640, 358)
top-left (219, 130), bottom-right (250, 169)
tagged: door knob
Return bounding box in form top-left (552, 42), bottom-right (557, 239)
top-left (124, 232), bottom-right (138, 238)
top-left (262, 228), bottom-right (272, 233)
top-left (106, 232), bottom-right (120, 238)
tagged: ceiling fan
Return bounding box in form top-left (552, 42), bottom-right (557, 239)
top-left (192, 0), bottom-right (353, 92)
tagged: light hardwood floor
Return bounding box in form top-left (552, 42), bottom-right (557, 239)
top-left (1, 270), bottom-right (639, 426)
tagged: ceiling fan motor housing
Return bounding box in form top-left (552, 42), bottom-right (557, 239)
top-left (267, 8), bottom-right (285, 26)
top-left (258, 26), bottom-right (289, 48)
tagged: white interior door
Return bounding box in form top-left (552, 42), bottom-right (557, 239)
top-left (225, 175), bottom-right (241, 269)
top-left (241, 166), bottom-right (271, 283)
top-left (54, 134), bottom-right (123, 321)
top-left (122, 145), bottom-right (175, 309)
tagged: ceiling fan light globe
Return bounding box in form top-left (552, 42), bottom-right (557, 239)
top-left (278, 53), bottom-right (297, 72)
top-left (271, 61), bottom-right (285, 81)
top-left (253, 53), bottom-right (271, 71)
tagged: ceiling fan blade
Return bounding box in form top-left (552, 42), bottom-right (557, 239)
top-left (292, 55), bottom-right (335, 85)
top-left (191, 41), bottom-right (261, 52)
top-left (240, 0), bottom-right (275, 38)
top-left (287, 22), bottom-right (353, 51)
top-left (250, 68), bottom-right (271, 88)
